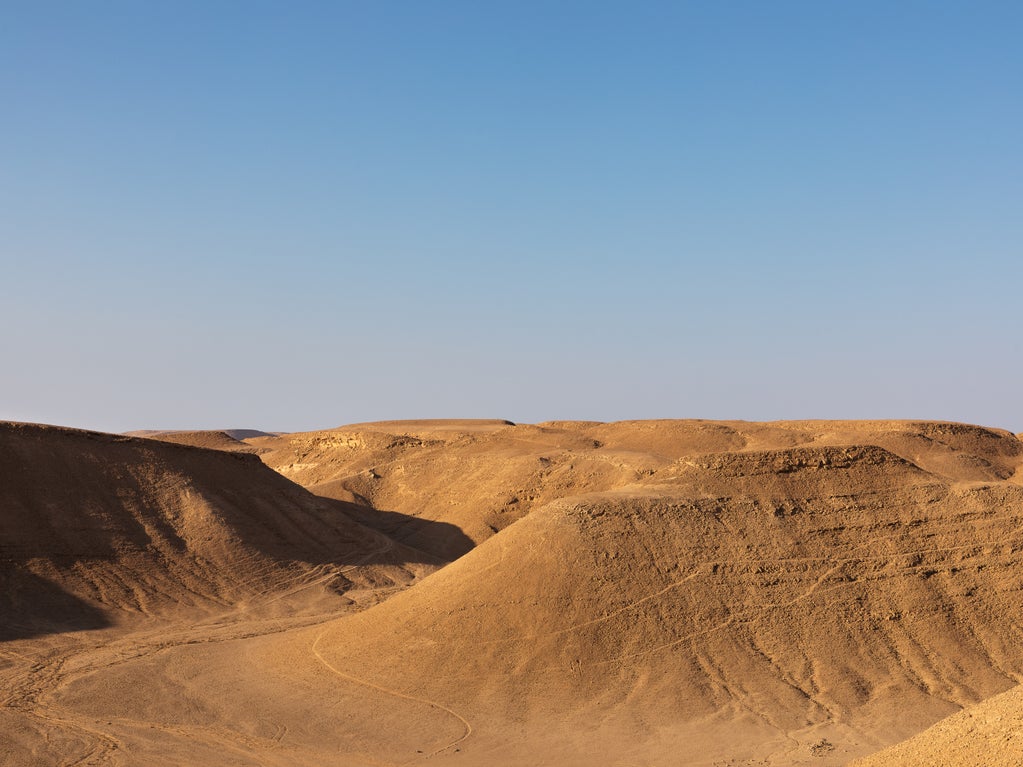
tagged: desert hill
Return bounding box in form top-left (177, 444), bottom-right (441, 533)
top-left (125, 429), bottom-right (263, 453)
top-left (293, 433), bottom-right (1023, 765)
top-left (4, 419), bottom-right (1023, 766)
top-left (251, 418), bottom-right (1023, 560)
top-left (0, 422), bottom-right (437, 631)
top-left (125, 429), bottom-right (280, 440)
top-left (125, 428), bottom-right (283, 451)
top-left (0, 421), bottom-right (438, 766)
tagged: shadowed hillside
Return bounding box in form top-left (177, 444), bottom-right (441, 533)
top-left (0, 422), bottom-right (436, 629)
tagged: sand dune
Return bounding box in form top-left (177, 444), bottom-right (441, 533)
top-left (3, 419), bottom-right (1022, 765)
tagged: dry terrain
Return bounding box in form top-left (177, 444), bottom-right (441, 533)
top-left (3, 418), bottom-right (1023, 765)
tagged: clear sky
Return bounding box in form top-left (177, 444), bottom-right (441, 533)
top-left (2, 1), bottom-right (1021, 433)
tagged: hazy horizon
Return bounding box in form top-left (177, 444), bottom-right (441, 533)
top-left (3, 2), bottom-right (1021, 434)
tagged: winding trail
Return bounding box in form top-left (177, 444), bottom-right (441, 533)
top-left (3, 529), bottom-right (407, 767)
top-left (310, 623), bottom-right (473, 762)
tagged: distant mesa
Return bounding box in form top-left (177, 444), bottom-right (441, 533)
top-left (123, 428), bottom-right (286, 453)
top-left (334, 418), bottom-right (516, 434)
top-left (124, 428), bottom-right (282, 439)
top-left (223, 428), bottom-right (283, 440)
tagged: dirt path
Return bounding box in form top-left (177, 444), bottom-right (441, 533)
top-left (310, 623), bottom-right (473, 764)
top-left (3, 531), bottom-right (404, 767)
top-left (4, 610), bottom-right (337, 766)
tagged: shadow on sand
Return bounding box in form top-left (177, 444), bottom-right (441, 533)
top-left (0, 568), bottom-right (111, 641)
top-left (331, 501), bottom-right (477, 563)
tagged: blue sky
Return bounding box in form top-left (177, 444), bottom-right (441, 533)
top-left (2, 1), bottom-right (1021, 433)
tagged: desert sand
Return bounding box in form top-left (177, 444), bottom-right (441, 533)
top-left (3, 418), bottom-right (1023, 765)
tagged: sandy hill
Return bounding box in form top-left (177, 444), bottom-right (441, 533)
top-left (5, 419), bottom-right (1023, 766)
top-left (1, 421), bottom-right (439, 766)
top-left (222, 429), bottom-right (281, 440)
top-left (253, 418), bottom-right (1023, 560)
top-left (125, 429), bottom-right (263, 453)
top-left (289, 433), bottom-right (1023, 765)
top-left (0, 422), bottom-right (437, 633)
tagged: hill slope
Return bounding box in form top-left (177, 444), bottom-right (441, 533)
top-left (0, 421), bottom-right (438, 767)
top-left (0, 421), bottom-right (434, 635)
top-left (293, 437), bottom-right (1023, 764)
top-left (253, 418), bottom-right (1023, 559)
top-left (142, 429), bottom-right (260, 452)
